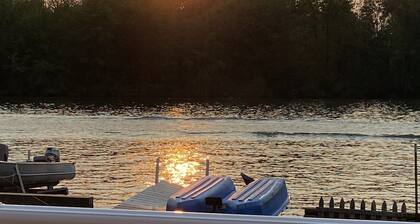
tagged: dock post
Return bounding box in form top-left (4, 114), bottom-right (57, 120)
top-left (205, 158), bottom-right (210, 176)
top-left (155, 158), bottom-right (160, 185)
top-left (415, 144), bottom-right (419, 219)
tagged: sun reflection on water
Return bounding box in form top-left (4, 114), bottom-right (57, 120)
top-left (165, 160), bottom-right (200, 186)
top-left (160, 143), bottom-right (203, 186)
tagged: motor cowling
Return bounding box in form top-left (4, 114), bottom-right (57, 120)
top-left (45, 147), bottom-right (60, 162)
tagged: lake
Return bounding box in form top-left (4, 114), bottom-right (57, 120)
top-left (0, 99), bottom-right (419, 215)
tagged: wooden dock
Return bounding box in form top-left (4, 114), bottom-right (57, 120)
top-left (115, 180), bottom-right (182, 211)
top-left (0, 192), bottom-right (94, 208)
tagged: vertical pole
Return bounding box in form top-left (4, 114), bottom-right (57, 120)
top-left (155, 157), bottom-right (160, 185)
top-left (205, 158), bottom-right (210, 176)
top-left (27, 150), bottom-right (31, 162)
top-left (415, 144), bottom-right (418, 218)
top-left (15, 164), bottom-right (26, 193)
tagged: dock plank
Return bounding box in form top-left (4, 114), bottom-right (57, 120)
top-left (115, 181), bottom-right (182, 211)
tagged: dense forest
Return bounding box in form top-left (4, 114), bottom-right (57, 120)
top-left (0, 0), bottom-right (420, 98)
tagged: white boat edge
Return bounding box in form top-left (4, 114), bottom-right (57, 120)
top-left (0, 204), bottom-right (411, 224)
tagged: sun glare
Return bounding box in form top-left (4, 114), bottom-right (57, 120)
top-left (160, 143), bottom-right (202, 186)
top-left (166, 161), bottom-right (200, 186)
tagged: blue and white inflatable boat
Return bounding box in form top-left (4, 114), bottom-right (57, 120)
top-left (166, 176), bottom-right (236, 213)
top-left (166, 176), bottom-right (289, 216)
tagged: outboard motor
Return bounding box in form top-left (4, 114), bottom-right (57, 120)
top-left (34, 147), bottom-right (61, 162)
top-left (45, 147), bottom-right (60, 162)
top-left (0, 144), bottom-right (8, 161)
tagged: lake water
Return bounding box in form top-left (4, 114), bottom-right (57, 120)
top-left (0, 99), bottom-right (419, 215)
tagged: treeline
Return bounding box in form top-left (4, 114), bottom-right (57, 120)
top-left (0, 0), bottom-right (420, 98)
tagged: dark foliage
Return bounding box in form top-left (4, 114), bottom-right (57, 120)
top-left (0, 0), bottom-right (419, 98)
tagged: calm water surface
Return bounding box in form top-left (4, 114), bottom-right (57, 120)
top-left (0, 100), bottom-right (420, 215)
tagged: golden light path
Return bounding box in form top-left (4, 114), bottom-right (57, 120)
top-left (160, 142), bottom-right (204, 186)
top-left (165, 159), bottom-right (200, 186)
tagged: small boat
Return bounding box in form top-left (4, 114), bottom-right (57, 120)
top-left (166, 176), bottom-right (236, 212)
top-left (0, 144), bottom-right (76, 191)
top-left (225, 178), bottom-right (289, 216)
top-left (166, 175), bottom-right (289, 216)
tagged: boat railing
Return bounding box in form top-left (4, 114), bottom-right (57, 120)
top-left (0, 204), bottom-right (412, 224)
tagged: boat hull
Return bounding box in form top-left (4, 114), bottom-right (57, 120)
top-left (225, 178), bottom-right (289, 216)
top-left (0, 162), bottom-right (76, 190)
top-left (167, 176), bottom-right (236, 212)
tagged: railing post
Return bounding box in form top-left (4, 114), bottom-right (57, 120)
top-left (319, 197), bottom-right (324, 208)
top-left (415, 144), bottom-right (418, 219)
top-left (155, 158), bottom-right (160, 185)
top-left (381, 201), bottom-right (387, 212)
top-left (350, 199), bottom-right (355, 210)
top-left (27, 150), bottom-right (31, 162)
top-left (318, 197), bottom-right (324, 218)
top-left (360, 200), bottom-right (366, 220)
top-left (339, 198), bottom-right (345, 209)
top-left (392, 201), bottom-right (397, 213)
top-left (329, 197), bottom-right (334, 208)
top-left (349, 199), bottom-right (355, 219)
top-left (339, 198), bottom-right (345, 219)
top-left (361, 200), bottom-right (366, 211)
top-left (205, 158), bottom-right (210, 176)
top-left (371, 200), bottom-right (377, 220)
top-left (402, 202), bottom-right (407, 214)
top-left (381, 201), bottom-right (387, 221)
top-left (329, 197), bottom-right (335, 218)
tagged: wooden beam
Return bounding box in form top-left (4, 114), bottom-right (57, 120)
top-left (0, 192), bottom-right (93, 208)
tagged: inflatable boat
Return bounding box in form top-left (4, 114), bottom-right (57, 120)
top-left (167, 175), bottom-right (288, 216)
